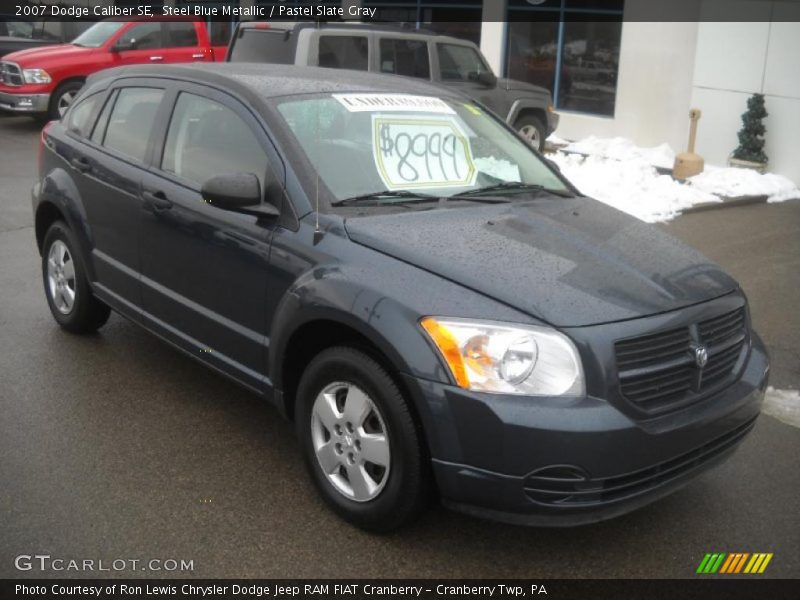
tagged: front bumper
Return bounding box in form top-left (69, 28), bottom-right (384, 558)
top-left (407, 334), bottom-right (768, 526)
top-left (0, 90), bottom-right (50, 113)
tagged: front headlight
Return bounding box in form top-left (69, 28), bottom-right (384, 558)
top-left (23, 68), bottom-right (52, 84)
top-left (421, 317), bottom-right (584, 396)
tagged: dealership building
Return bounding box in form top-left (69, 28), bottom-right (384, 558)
top-left (12, 0), bottom-right (800, 183)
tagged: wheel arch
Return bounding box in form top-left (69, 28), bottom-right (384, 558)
top-left (275, 311), bottom-right (420, 423)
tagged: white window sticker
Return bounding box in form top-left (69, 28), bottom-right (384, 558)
top-left (334, 93), bottom-right (455, 114)
top-left (372, 115), bottom-right (477, 190)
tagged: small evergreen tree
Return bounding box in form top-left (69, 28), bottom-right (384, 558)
top-left (732, 94), bottom-right (768, 164)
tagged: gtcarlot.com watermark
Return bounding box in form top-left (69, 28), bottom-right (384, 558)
top-left (14, 554), bottom-right (194, 573)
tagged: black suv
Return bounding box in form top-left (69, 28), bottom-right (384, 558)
top-left (33, 64), bottom-right (768, 531)
top-left (227, 22), bottom-right (558, 150)
top-left (0, 20), bottom-right (92, 58)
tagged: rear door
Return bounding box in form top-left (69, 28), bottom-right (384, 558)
top-left (162, 21), bottom-right (214, 63)
top-left (376, 36), bottom-right (431, 80)
top-left (138, 84), bottom-right (285, 390)
top-left (67, 81), bottom-right (166, 311)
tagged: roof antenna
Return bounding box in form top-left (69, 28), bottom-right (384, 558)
top-left (505, 27), bottom-right (511, 92)
top-left (314, 19), bottom-right (321, 236)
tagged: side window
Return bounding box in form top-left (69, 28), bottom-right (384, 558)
top-left (380, 38), bottom-right (430, 79)
top-left (40, 21), bottom-right (63, 42)
top-left (166, 22), bottom-right (198, 47)
top-left (116, 22), bottom-right (163, 51)
top-left (161, 93), bottom-right (268, 189)
top-left (66, 93), bottom-right (100, 137)
top-left (438, 44), bottom-right (490, 82)
top-left (102, 88), bottom-right (164, 162)
top-left (318, 36), bottom-right (368, 71)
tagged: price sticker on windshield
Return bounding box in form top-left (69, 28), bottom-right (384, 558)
top-left (372, 116), bottom-right (477, 190)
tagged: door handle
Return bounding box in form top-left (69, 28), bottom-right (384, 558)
top-left (143, 190), bottom-right (172, 211)
top-left (149, 56), bottom-right (163, 62)
top-left (70, 156), bottom-right (91, 173)
top-left (191, 53), bottom-right (205, 60)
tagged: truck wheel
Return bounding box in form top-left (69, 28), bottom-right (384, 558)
top-left (42, 221), bottom-right (110, 333)
top-left (295, 346), bottom-right (428, 532)
top-left (49, 80), bottom-right (84, 121)
top-left (515, 115), bottom-right (546, 151)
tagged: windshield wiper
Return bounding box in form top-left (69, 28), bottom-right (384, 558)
top-left (332, 190), bottom-right (438, 207)
top-left (454, 182), bottom-right (573, 198)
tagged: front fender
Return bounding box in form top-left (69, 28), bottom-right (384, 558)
top-left (268, 268), bottom-right (450, 391)
top-left (505, 98), bottom-right (549, 126)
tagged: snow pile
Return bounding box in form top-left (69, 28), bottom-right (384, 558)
top-left (763, 387), bottom-right (800, 429)
top-left (545, 133), bottom-right (570, 146)
top-left (549, 152), bottom-right (718, 223)
top-left (549, 135), bottom-right (800, 221)
top-left (688, 166), bottom-right (800, 203)
top-left (564, 135), bottom-right (677, 170)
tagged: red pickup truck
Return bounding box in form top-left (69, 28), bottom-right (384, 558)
top-left (0, 17), bottom-right (226, 120)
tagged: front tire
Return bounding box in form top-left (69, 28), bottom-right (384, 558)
top-left (42, 221), bottom-right (110, 333)
top-left (296, 346), bottom-right (428, 532)
top-left (515, 114), bottom-right (546, 151)
top-left (49, 80), bottom-right (83, 121)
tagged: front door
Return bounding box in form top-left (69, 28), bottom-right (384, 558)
top-left (109, 21), bottom-right (168, 67)
top-left (138, 85), bottom-right (284, 390)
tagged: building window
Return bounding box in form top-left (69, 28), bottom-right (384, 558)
top-left (506, 0), bottom-right (624, 117)
top-left (364, 1), bottom-right (483, 46)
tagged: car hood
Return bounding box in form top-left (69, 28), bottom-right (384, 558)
top-left (2, 43), bottom-right (91, 65)
top-left (344, 197), bottom-right (738, 327)
top-left (497, 78), bottom-right (550, 97)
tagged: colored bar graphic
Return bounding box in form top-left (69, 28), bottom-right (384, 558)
top-left (696, 554), bottom-right (712, 574)
top-left (758, 553), bottom-right (773, 573)
top-left (735, 553), bottom-right (749, 573)
top-left (699, 552), bottom-right (773, 574)
top-left (710, 553), bottom-right (726, 573)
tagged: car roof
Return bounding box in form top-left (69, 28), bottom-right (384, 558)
top-left (236, 21), bottom-right (473, 46)
top-left (88, 63), bottom-right (463, 100)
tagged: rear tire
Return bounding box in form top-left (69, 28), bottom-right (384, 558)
top-left (42, 221), bottom-right (110, 334)
top-left (48, 80), bottom-right (83, 121)
top-left (515, 114), bottom-right (546, 151)
top-left (295, 346), bottom-right (428, 532)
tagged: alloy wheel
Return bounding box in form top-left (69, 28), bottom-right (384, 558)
top-left (47, 240), bottom-right (76, 314)
top-left (519, 124), bottom-right (541, 148)
top-left (310, 382), bottom-right (391, 502)
top-left (57, 90), bottom-right (77, 118)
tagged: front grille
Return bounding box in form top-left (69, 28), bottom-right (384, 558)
top-left (0, 62), bottom-right (24, 86)
top-left (615, 307), bottom-right (748, 414)
top-left (523, 416), bottom-right (757, 507)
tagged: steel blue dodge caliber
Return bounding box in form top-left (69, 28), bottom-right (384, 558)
top-left (33, 64), bottom-right (769, 531)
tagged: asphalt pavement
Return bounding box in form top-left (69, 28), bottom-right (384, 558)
top-left (1, 114), bottom-right (798, 579)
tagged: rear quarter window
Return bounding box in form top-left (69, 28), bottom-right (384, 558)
top-left (65, 93), bottom-right (100, 138)
top-left (229, 29), bottom-right (294, 64)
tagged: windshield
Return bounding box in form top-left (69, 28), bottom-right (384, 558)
top-left (72, 21), bottom-right (125, 48)
top-left (276, 93), bottom-right (568, 207)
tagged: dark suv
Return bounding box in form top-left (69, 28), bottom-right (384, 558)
top-left (33, 63), bottom-right (768, 531)
top-left (227, 22), bottom-right (558, 150)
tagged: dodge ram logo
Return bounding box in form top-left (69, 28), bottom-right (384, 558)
top-left (694, 345), bottom-right (709, 368)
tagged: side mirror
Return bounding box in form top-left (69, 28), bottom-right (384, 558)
top-left (112, 39), bottom-right (136, 52)
top-left (469, 70), bottom-right (497, 88)
top-left (201, 173), bottom-right (279, 218)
